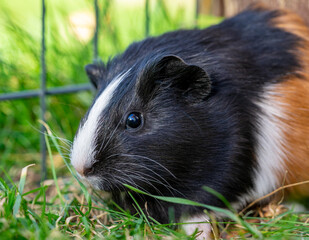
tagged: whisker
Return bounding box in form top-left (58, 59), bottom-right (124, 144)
top-left (110, 165), bottom-right (179, 198)
top-left (107, 166), bottom-right (150, 194)
top-left (129, 173), bottom-right (165, 196)
top-left (117, 162), bottom-right (170, 184)
top-left (119, 153), bottom-right (177, 179)
top-left (98, 119), bottom-right (122, 154)
top-left (96, 97), bottom-right (136, 155)
top-left (105, 167), bottom-right (166, 211)
top-left (118, 163), bottom-right (186, 198)
top-left (58, 145), bottom-right (72, 152)
top-left (113, 172), bottom-right (151, 196)
top-left (103, 153), bottom-right (185, 197)
top-left (116, 162), bottom-right (178, 195)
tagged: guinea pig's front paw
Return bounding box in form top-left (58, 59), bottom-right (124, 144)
top-left (182, 214), bottom-right (213, 240)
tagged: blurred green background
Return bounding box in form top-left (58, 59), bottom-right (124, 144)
top-left (0, 0), bottom-right (221, 177)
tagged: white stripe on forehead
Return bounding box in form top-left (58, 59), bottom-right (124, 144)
top-left (71, 70), bottom-right (129, 174)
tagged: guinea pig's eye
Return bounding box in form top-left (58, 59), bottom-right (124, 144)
top-left (126, 112), bottom-right (143, 130)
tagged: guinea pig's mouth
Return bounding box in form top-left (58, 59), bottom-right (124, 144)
top-left (77, 174), bottom-right (102, 190)
top-left (79, 174), bottom-right (125, 192)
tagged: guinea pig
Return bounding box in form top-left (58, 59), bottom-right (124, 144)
top-left (70, 4), bottom-right (309, 239)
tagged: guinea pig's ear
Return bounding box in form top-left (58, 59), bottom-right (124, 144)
top-left (84, 63), bottom-right (105, 89)
top-left (138, 55), bottom-right (211, 104)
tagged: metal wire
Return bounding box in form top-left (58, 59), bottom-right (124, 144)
top-left (94, 0), bottom-right (99, 62)
top-left (145, 0), bottom-right (150, 36)
top-left (195, 0), bottom-right (201, 26)
top-left (0, 83), bottom-right (93, 101)
top-left (40, 0), bottom-right (47, 181)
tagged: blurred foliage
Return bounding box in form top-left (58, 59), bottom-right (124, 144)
top-left (0, 0), bottom-right (221, 173)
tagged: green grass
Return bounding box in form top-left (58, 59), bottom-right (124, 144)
top-left (1, 0), bottom-right (309, 239)
top-left (0, 132), bottom-right (308, 239)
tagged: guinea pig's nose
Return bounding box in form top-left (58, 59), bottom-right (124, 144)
top-left (83, 166), bottom-right (94, 176)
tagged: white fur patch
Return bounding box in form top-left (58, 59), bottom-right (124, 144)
top-left (182, 214), bottom-right (212, 240)
top-left (71, 70), bottom-right (129, 175)
top-left (236, 85), bottom-right (288, 208)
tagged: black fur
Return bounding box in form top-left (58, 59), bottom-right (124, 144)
top-left (76, 7), bottom-right (302, 223)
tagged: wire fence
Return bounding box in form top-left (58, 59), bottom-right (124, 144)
top-left (0, 0), bottom-right (201, 181)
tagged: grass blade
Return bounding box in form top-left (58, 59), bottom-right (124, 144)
top-left (45, 133), bottom-right (64, 205)
top-left (124, 184), bottom-right (263, 239)
top-left (41, 121), bottom-right (93, 215)
top-left (202, 186), bottom-right (235, 212)
top-left (13, 163), bottom-right (35, 217)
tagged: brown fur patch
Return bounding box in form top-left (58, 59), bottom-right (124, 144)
top-left (270, 10), bottom-right (309, 196)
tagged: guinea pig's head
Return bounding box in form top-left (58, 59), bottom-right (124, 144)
top-left (70, 54), bottom-right (212, 195)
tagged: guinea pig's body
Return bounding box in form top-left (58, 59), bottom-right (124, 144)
top-left (71, 5), bottom-right (309, 238)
